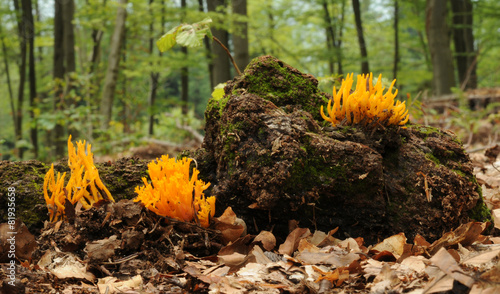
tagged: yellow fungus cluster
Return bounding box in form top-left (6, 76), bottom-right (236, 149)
top-left (134, 155), bottom-right (215, 228)
top-left (320, 73), bottom-right (409, 127)
top-left (43, 135), bottom-right (114, 222)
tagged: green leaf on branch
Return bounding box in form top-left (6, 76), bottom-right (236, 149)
top-left (157, 18), bottom-right (213, 52)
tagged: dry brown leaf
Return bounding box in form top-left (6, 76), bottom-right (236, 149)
top-left (297, 238), bottom-right (320, 253)
top-left (492, 209), bottom-right (500, 230)
top-left (84, 235), bottom-right (120, 262)
top-left (429, 247), bottom-right (475, 287)
top-left (462, 247), bottom-right (500, 267)
top-left (296, 250), bottom-right (359, 267)
top-left (97, 275), bottom-right (143, 294)
top-left (428, 222), bottom-right (488, 255)
top-left (213, 207), bottom-right (246, 245)
top-left (371, 232), bottom-right (406, 258)
top-left (253, 230), bottom-right (276, 251)
top-left (37, 250), bottom-right (95, 281)
top-left (278, 227), bottom-right (311, 256)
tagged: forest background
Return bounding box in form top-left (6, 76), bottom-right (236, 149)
top-left (0, 0), bottom-right (499, 162)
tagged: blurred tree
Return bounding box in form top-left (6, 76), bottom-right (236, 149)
top-left (352, 0), bottom-right (369, 74)
top-left (13, 0), bottom-right (27, 158)
top-left (24, 0), bottom-right (38, 158)
top-left (207, 0), bottom-right (231, 85)
top-left (232, 0), bottom-right (249, 73)
top-left (426, 0), bottom-right (455, 95)
top-left (393, 0), bottom-right (399, 83)
top-left (100, 0), bottom-right (128, 130)
top-left (451, 0), bottom-right (477, 90)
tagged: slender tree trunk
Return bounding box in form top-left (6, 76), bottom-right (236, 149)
top-left (352, 0), bottom-right (369, 74)
top-left (232, 0), bottom-right (249, 74)
top-left (14, 0), bottom-right (27, 159)
top-left (450, 0), bottom-right (476, 90)
top-left (0, 23), bottom-right (16, 139)
top-left (34, 0), bottom-right (43, 62)
top-left (207, 0), bottom-right (231, 85)
top-left (24, 0), bottom-right (38, 158)
top-left (100, 0), bottom-right (128, 130)
top-left (63, 0), bottom-right (76, 74)
top-left (53, 0), bottom-right (64, 156)
top-left (199, 0), bottom-right (214, 90)
top-left (393, 0), bottom-right (400, 83)
top-left (426, 0), bottom-right (455, 96)
top-left (148, 0), bottom-right (158, 135)
top-left (180, 0), bottom-right (189, 115)
top-left (322, 0), bottom-right (336, 74)
top-left (336, 0), bottom-right (346, 75)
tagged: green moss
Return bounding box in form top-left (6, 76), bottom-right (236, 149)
top-left (242, 58), bottom-right (329, 118)
top-left (425, 153), bottom-right (441, 166)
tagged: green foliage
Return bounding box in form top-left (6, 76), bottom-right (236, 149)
top-left (157, 18), bottom-right (213, 52)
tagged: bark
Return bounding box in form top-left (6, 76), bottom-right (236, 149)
top-left (336, 0), bottom-right (346, 75)
top-left (23, 0), bottom-right (38, 158)
top-left (14, 0), bottom-right (27, 159)
top-left (352, 0), bottom-right (369, 74)
top-left (426, 0), bottom-right (455, 96)
top-left (199, 0), bottom-right (214, 90)
top-left (393, 0), bottom-right (400, 82)
top-left (231, 0), bottom-right (249, 74)
top-left (100, 0), bottom-right (128, 130)
top-left (62, 0), bottom-right (76, 74)
top-left (53, 0), bottom-right (64, 156)
top-left (322, 0), bottom-right (336, 74)
top-left (148, 0), bottom-right (159, 135)
top-left (451, 0), bottom-right (476, 90)
top-left (181, 0), bottom-right (189, 115)
top-left (0, 23), bottom-right (16, 140)
top-left (207, 0), bottom-right (231, 85)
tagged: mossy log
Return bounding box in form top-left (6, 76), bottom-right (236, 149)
top-left (191, 55), bottom-right (491, 244)
top-left (0, 158), bottom-right (148, 234)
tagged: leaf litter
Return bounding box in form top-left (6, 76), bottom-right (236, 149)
top-left (1, 149), bottom-right (500, 293)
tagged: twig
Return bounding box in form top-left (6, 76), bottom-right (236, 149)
top-left (212, 36), bottom-right (242, 76)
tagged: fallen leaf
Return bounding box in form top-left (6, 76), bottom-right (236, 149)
top-left (371, 232), bottom-right (406, 258)
top-left (38, 250), bottom-right (95, 281)
top-left (97, 275), bottom-right (143, 294)
top-left (429, 247), bottom-right (475, 287)
top-left (428, 222), bottom-right (487, 255)
top-left (278, 227), bottom-right (310, 256)
top-left (253, 231), bottom-right (276, 251)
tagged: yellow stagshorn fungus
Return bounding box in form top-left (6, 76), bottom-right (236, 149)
top-left (134, 155), bottom-right (215, 228)
top-left (43, 135), bottom-right (114, 222)
top-left (320, 73), bottom-right (409, 127)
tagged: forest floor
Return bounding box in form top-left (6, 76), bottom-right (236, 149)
top-left (1, 119), bottom-right (500, 293)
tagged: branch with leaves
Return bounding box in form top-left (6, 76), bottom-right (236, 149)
top-left (156, 18), bottom-right (242, 76)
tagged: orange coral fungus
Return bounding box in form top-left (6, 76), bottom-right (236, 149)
top-left (320, 73), bottom-right (409, 127)
top-left (134, 155), bottom-right (215, 228)
top-left (43, 135), bottom-right (114, 222)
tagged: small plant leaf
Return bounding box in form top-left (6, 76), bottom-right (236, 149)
top-left (157, 18), bottom-right (213, 52)
top-left (157, 26), bottom-right (180, 52)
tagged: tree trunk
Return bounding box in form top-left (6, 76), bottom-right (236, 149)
top-left (207, 0), bottom-right (231, 85)
top-left (450, 0), bottom-right (476, 90)
top-left (23, 0), bottom-right (38, 158)
top-left (0, 23), bottom-right (16, 142)
top-left (180, 0), bottom-right (189, 115)
top-left (336, 0), bottom-right (346, 75)
top-left (53, 0), bottom-right (65, 156)
top-left (322, 0), bottom-right (336, 74)
top-left (393, 0), bottom-right (399, 83)
top-left (426, 0), bottom-right (455, 96)
top-left (352, 0), bottom-right (369, 74)
top-left (199, 0), bottom-right (214, 90)
top-left (100, 0), bottom-right (128, 130)
top-left (14, 0), bottom-right (27, 159)
top-left (148, 0), bottom-right (159, 135)
top-left (231, 0), bottom-right (249, 74)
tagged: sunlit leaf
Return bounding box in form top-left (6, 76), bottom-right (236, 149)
top-left (157, 18), bottom-right (212, 52)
